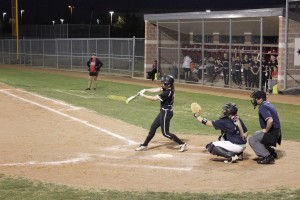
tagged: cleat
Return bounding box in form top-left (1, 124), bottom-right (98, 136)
top-left (257, 155), bottom-right (275, 164)
top-left (271, 151), bottom-right (278, 159)
top-left (135, 144), bottom-right (148, 151)
top-left (237, 152), bottom-right (244, 161)
top-left (85, 88), bottom-right (91, 90)
top-left (178, 143), bottom-right (187, 152)
top-left (224, 155), bottom-right (239, 163)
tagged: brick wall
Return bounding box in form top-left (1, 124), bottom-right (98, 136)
top-left (278, 16), bottom-right (300, 90)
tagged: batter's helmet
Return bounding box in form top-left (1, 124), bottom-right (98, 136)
top-left (222, 103), bottom-right (238, 118)
top-left (161, 75), bottom-right (174, 87)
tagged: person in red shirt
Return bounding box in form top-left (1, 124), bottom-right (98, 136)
top-left (86, 53), bottom-right (103, 90)
top-left (271, 66), bottom-right (278, 80)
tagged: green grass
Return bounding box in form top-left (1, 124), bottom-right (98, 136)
top-left (0, 67), bottom-right (299, 140)
top-left (0, 175), bottom-right (300, 200)
top-left (0, 67), bottom-right (300, 199)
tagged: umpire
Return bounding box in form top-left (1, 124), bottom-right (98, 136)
top-left (249, 91), bottom-right (282, 164)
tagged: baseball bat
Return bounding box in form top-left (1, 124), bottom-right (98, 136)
top-left (126, 94), bottom-right (138, 104)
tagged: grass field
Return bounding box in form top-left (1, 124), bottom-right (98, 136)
top-left (0, 67), bottom-right (300, 199)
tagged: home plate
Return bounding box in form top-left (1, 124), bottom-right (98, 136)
top-left (152, 154), bottom-right (173, 158)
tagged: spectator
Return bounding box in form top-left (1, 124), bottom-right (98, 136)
top-left (242, 54), bottom-right (252, 89)
top-left (260, 55), bottom-right (268, 91)
top-left (86, 53), bottom-right (103, 90)
top-left (148, 60), bottom-right (160, 81)
top-left (214, 57), bottom-right (222, 81)
top-left (251, 56), bottom-right (260, 89)
top-left (222, 53), bottom-right (230, 87)
top-left (206, 57), bottom-right (215, 85)
top-left (186, 61), bottom-right (199, 82)
top-left (267, 55), bottom-right (278, 93)
top-left (233, 56), bottom-right (242, 88)
top-left (182, 52), bottom-right (192, 80)
top-left (270, 66), bottom-right (278, 93)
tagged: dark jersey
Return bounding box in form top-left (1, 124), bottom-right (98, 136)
top-left (251, 61), bottom-right (260, 73)
top-left (258, 101), bottom-right (281, 130)
top-left (234, 60), bottom-right (242, 71)
top-left (222, 58), bottom-right (229, 69)
top-left (212, 117), bottom-right (248, 144)
top-left (158, 88), bottom-right (174, 110)
top-left (242, 59), bottom-right (251, 70)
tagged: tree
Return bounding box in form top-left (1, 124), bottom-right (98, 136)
top-left (111, 13), bottom-right (144, 38)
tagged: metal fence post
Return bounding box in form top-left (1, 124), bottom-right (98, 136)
top-left (132, 36), bottom-right (136, 78)
top-left (109, 38), bottom-right (111, 73)
top-left (43, 39), bottom-right (45, 68)
top-left (1, 40), bottom-right (3, 64)
top-left (30, 40), bottom-right (32, 66)
top-left (70, 39), bottom-right (73, 70)
top-left (9, 40), bottom-right (11, 64)
top-left (56, 39), bottom-right (58, 69)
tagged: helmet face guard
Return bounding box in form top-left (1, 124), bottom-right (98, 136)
top-left (251, 98), bottom-right (258, 109)
top-left (221, 103), bottom-right (238, 118)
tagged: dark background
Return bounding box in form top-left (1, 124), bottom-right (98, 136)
top-left (0, 0), bottom-right (286, 37)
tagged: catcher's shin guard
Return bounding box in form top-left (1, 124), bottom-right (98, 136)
top-left (206, 143), bottom-right (235, 158)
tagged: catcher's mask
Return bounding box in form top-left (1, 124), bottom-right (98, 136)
top-left (221, 103), bottom-right (238, 118)
top-left (250, 91), bottom-right (266, 109)
top-left (161, 74), bottom-right (174, 88)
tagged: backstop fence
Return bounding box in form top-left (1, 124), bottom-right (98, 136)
top-left (0, 37), bottom-right (145, 77)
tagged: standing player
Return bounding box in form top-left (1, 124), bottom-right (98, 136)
top-left (242, 54), bottom-right (252, 89)
top-left (250, 56), bottom-right (260, 89)
top-left (86, 53), bottom-right (103, 90)
top-left (249, 90), bottom-right (282, 164)
top-left (193, 103), bottom-right (248, 163)
top-left (135, 74), bottom-right (187, 152)
top-left (233, 55), bottom-right (242, 88)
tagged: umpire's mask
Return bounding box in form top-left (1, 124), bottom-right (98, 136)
top-left (250, 91), bottom-right (266, 109)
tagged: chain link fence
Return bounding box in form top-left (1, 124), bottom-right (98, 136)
top-left (0, 38), bottom-right (145, 78)
top-left (19, 24), bottom-right (110, 39)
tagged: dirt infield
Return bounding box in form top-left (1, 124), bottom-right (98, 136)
top-left (0, 66), bottom-right (300, 193)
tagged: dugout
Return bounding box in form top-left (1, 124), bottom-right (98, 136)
top-left (144, 4), bottom-right (300, 92)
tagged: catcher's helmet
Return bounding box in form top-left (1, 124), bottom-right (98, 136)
top-left (161, 75), bottom-right (174, 88)
top-left (250, 90), bottom-right (266, 109)
top-left (222, 103), bottom-right (238, 118)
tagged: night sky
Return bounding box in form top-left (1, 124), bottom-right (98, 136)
top-left (0, 0), bottom-right (286, 25)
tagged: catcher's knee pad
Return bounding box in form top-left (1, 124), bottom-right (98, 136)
top-left (207, 144), bottom-right (235, 159)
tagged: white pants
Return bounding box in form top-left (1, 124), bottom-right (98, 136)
top-left (212, 141), bottom-right (246, 154)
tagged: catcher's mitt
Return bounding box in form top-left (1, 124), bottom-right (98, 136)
top-left (191, 102), bottom-right (201, 118)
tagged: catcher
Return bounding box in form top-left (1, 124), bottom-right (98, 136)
top-left (191, 102), bottom-right (248, 163)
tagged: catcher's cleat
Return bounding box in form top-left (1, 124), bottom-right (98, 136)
top-left (237, 152), bottom-right (244, 161)
top-left (135, 144), bottom-right (148, 151)
top-left (224, 155), bottom-right (239, 164)
top-left (178, 143), bottom-right (187, 152)
top-left (257, 155), bottom-right (275, 164)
